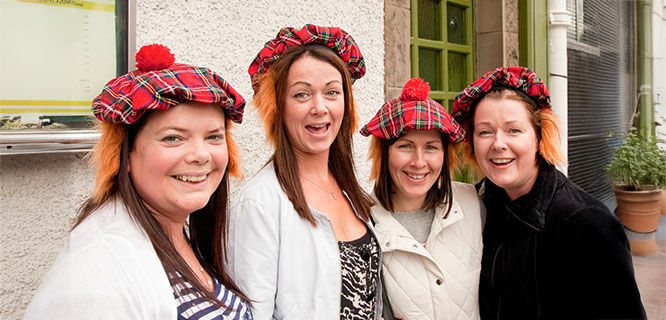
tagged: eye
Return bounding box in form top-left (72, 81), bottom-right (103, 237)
top-left (207, 134), bottom-right (225, 144)
top-left (294, 91), bottom-right (309, 100)
top-left (326, 89), bottom-right (341, 97)
top-left (425, 144), bottom-right (440, 151)
top-left (162, 135), bottom-right (183, 144)
top-left (396, 143), bottom-right (413, 150)
top-left (508, 128), bottom-right (522, 134)
top-left (476, 129), bottom-right (492, 137)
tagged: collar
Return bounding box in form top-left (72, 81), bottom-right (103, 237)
top-left (479, 162), bottom-right (559, 231)
top-left (371, 193), bottom-right (464, 250)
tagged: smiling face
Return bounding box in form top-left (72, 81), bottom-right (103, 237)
top-left (387, 129), bottom-right (444, 211)
top-left (472, 97), bottom-right (539, 200)
top-left (282, 54), bottom-right (345, 158)
top-left (129, 102), bottom-right (228, 219)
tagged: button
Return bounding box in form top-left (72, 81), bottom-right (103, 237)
top-left (385, 241), bottom-right (391, 247)
top-left (436, 278), bottom-right (443, 285)
top-left (412, 243), bottom-right (419, 248)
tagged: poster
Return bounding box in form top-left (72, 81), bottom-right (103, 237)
top-left (0, 0), bottom-right (117, 128)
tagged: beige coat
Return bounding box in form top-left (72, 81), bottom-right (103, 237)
top-left (372, 182), bottom-right (484, 320)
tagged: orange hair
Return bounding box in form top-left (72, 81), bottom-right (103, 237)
top-left (90, 122), bottom-right (125, 206)
top-left (253, 71), bottom-right (279, 148)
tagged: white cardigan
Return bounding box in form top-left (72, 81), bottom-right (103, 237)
top-left (24, 199), bottom-right (177, 320)
top-left (227, 162), bottom-right (383, 320)
top-left (373, 182), bottom-right (483, 320)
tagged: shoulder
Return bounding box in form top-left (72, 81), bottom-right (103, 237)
top-left (233, 162), bottom-right (282, 204)
top-left (547, 177), bottom-right (624, 235)
top-left (26, 200), bottom-right (172, 319)
top-left (451, 181), bottom-right (482, 208)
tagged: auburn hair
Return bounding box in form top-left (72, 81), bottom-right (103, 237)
top-left (252, 44), bottom-right (372, 226)
top-left (457, 87), bottom-right (566, 177)
top-left (368, 132), bottom-right (456, 216)
top-left (75, 109), bottom-right (249, 310)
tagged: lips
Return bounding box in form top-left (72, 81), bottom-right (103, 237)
top-left (490, 158), bottom-right (513, 166)
top-left (405, 172), bottom-right (427, 180)
top-left (305, 122), bottom-right (330, 135)
top-left (174, 174), bottom-right (208, 183)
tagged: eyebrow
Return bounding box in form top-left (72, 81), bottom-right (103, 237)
top-left (289, 80), bottom-right (342, 88)
top-left (159, 125), bottom-right (226, 133)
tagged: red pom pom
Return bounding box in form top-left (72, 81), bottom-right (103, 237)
top-left (400, 77), bottom-right (430, 101)
top-left (135, 44), bottom-right (175, 72)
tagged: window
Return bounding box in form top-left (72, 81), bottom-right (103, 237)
top-left (410, 0), bottom-right (474, 110)
top-left (0, 0), bottom-right (134, 154)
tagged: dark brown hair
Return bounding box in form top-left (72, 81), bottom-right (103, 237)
top-left (254, 44), bottom-right (373, 226)
top-left (74, 111), bottom-right (249, 310)
top-left (371, 132), bottom-right (454, 216)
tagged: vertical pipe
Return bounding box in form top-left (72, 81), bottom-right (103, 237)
top-left (548, 0), bottom-right (570, 175)
top-left (637, 0), bottom-right (654, 139)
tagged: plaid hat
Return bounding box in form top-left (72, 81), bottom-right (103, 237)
top-left (247, 24), bottom-right (365, 93)
top-left (360, 78), bottom-right (464, 142)
top-left (92, 44), bottom-right (245, 124)
top-left (451, 66), bottom-right (550, 124)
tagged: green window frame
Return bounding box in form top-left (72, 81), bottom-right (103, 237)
top-left (410, 0), bottom-right (474, 110)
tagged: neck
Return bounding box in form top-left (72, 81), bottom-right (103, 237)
top-left (392, 194), bottom-right (426, 212)
top-left (144, 202), bottom-right (188, 242)
top-left (294, 149), bottom-right (330, 179)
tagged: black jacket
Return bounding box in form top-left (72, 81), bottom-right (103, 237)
top-left (478, 163), bottom-right (646, 319)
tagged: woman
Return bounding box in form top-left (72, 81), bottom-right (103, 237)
top-left (24, 44), bottom-right (252, 319)
top-left (360, 78), bottom-right (484, 320)
top-left (227, 24), bottom-right (382, 319)
top-left (451, 66), bottom-right (646, 319)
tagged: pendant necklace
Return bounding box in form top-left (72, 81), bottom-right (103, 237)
top-left (301, 174), bottom-right (337, 200)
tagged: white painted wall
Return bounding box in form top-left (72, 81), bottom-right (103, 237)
top-left (0, 1), bottom-right (384, 318)
top-left (653, 0), bottom-right (666, 148)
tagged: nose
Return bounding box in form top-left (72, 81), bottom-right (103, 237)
top-left (491, 132), bottom-right (508, 151)
top-left (310, 94), bottom-right (328, 115)
top-left (410, 149), bottom-right (427, 168)
top-left (185, 140), bottom-right (211, 165)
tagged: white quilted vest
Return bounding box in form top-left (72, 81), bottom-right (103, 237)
top-left (372, 182), bottom-right (483, 320)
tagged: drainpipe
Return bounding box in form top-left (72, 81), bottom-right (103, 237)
top-left (548, 0), bottom-right (570, 175)
top-left (637, 0), bottom-right (654, 139)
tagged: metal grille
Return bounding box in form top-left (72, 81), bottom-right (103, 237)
top-left (566, 0), bottom-right (635, 209)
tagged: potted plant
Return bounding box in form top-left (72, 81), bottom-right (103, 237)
top-left (606, 131), bottom-right (666, 255)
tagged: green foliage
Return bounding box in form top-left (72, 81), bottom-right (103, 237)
top-left (606, 132), bottom-right (666, 190)
top-left (453, 162), bottom-right (479, 185)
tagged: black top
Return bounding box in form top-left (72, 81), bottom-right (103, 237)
top-left (478, 162), bottom-right (646, 319)
top-left (338, 228), bottom-right (380, 320)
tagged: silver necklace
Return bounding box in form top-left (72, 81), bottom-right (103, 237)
top-left (301, 174), bottom-right (337, 200)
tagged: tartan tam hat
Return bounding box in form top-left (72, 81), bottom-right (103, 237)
top-left (247, 24), bottom-right (365, 93)
top-left (451, 66), bottom-right (550, 124)
top-left (92, 44), bottom-right (245, 124)
top-left (360, 78), bottom-right (464, 143)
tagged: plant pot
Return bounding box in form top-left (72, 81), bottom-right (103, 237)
top-left (613, 188), bottom-right (662, 233)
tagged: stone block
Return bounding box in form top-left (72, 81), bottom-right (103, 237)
top-left (384, 5), bottom-right (411, 89)
top-left (503, 0), bottom-right (519, 33)
top-left (475, 0), bottom-right (503, 33)
top-left (476, 31), bottom-right (503, 76)
top-left (385, 0), bottom-right (410, 9)
top-left (503, 31), bottom-right (519, 66)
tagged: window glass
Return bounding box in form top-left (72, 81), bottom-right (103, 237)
top-left (447, 4), bottom-right (465, 44)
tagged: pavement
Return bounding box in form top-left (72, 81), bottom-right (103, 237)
top-left (631, 216), bottom-right (666, 320)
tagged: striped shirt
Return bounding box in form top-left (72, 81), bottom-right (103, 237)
top-left (170, 273), bottom-right (253, 320)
